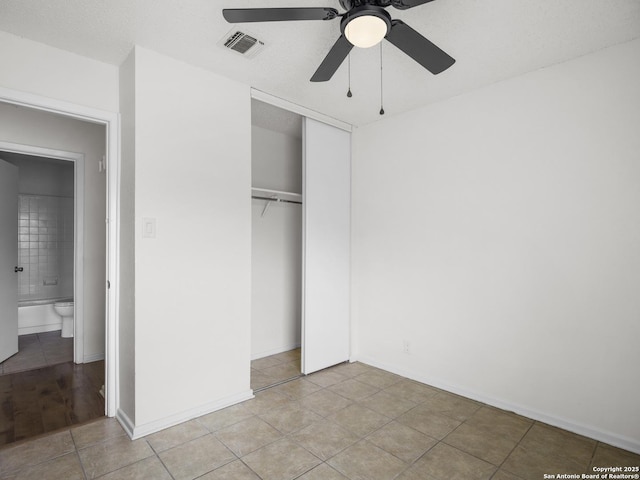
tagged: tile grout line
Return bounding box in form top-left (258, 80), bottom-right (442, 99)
top-left (489, 420), bottom-right (536, 480)
top-left (145, 439), bottom-right (177, 480)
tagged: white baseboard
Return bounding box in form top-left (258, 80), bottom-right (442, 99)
top-left (252, 343), bottom-right (301, 361)
top-left (18, 324), bottom-right (61, 335)
top-left (122, 389), bottom-right (255, 440)
top-left (356, 355), bottom-right (640, 455)
top-left (83, 352), bottom-right (105, 363)
top-left (116, 408), bottom-right (135, 438)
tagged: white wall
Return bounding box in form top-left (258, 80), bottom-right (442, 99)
top-left (1, 154), bottom-right (75, 197)
top-left (251, 201), bottom-right (302, 358)
top-left (352, 38), bottom-right (640, 453)
top-left (251, 125), bottom-right (302, 359)
top-left (123, 47), bottom-right (252, 435)
top-left (0, 31), bottom-right (118, 112)
top-left (0, 102), bottom-right (107, 361)
top-left (252, 126), bottom-right (302, 193)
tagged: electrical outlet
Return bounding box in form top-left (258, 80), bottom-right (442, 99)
top-left (403, 340), bottom-right (410, 354)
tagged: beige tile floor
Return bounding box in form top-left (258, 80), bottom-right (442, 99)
top-left (0, 331), bottom-right (73, 376)
top-left (1, 360), bottom-right (638, 480)
top-left (251, 348), bottom-right (302, 391)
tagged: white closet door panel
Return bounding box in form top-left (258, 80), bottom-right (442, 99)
top-left (302, 117), bottom-right (351, 374)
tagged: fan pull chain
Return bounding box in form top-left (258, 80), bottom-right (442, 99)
top-left (347, 54), bottom-right (352, 98)
top-left (379, 43), bottom-right (385, 115)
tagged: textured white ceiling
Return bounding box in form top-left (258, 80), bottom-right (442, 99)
top-left (0, 0), bottom-right (638, 127)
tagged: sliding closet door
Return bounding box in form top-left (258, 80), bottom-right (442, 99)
top-left (302, 118), bottom-right (351, 374)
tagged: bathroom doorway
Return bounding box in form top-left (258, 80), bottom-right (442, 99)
top-left (0, 102), bottom-right (108, 445)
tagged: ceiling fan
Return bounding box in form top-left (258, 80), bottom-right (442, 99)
top-left (223, 0), bottom-right (455, 82)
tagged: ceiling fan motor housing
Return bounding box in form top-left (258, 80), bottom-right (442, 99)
top-left (339, 0), bottom-right (394, 10)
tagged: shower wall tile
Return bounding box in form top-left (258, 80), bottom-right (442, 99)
top-left (17, 195), bottom-right (74, 303)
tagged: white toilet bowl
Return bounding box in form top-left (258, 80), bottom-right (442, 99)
top-left (54, 301), bottom-right (74, 338)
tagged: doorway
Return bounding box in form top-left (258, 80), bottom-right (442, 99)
top-left (0, 95), bottom-right (115, 440)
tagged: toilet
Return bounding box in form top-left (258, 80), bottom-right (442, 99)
top-left (53, 301), bottom-right (74, 338)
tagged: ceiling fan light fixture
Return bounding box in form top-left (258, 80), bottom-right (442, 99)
top-left (345, 14), bottom-right (388, 48)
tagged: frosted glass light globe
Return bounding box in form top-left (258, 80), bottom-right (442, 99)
top-left (345, 15), bottom-right (388, 48)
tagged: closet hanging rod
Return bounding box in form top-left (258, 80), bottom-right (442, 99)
top-left (252, 195), bottom-right (302, 205)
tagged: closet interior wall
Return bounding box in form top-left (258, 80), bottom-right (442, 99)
top-left (250, 100), bottom-right (303, 360)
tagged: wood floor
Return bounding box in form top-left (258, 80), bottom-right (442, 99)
top-left (0, 360), bottom-right (105, 446)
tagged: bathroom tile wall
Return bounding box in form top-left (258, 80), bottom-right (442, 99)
top-left (17, 194), bottom-right (74, 303)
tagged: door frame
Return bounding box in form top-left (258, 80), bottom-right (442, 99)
top-left (0, 142), bottom-right (86, 362)
top-left (0, 86), bottom-right (120, 418)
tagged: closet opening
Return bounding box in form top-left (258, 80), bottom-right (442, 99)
top-left (250, 99), bottom-right (304, 391)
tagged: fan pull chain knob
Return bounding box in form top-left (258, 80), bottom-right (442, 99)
top-left (347, 54), bottom-right (353, 98)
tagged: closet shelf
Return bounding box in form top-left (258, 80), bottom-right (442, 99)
top-left (251, 187), bottom-right (302, 204)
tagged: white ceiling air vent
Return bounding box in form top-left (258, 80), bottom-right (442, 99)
top-left (219, 29), bottom-right (265, 58)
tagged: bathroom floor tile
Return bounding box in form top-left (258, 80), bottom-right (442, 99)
top-left (1, 332), bottom-right (73, 377)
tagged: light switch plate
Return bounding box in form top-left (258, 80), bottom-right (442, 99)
top-left (142, 217), bottom-right (156, 238)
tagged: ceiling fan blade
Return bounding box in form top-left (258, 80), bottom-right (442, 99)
top-left (391, 0), bottom-right (436, 10)
top-left (310, 35), bottom-right (353, 82)
top-left (385, 20), bottom-right (455, 74)
top-left (223, 8), bottom-right (339, 23)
